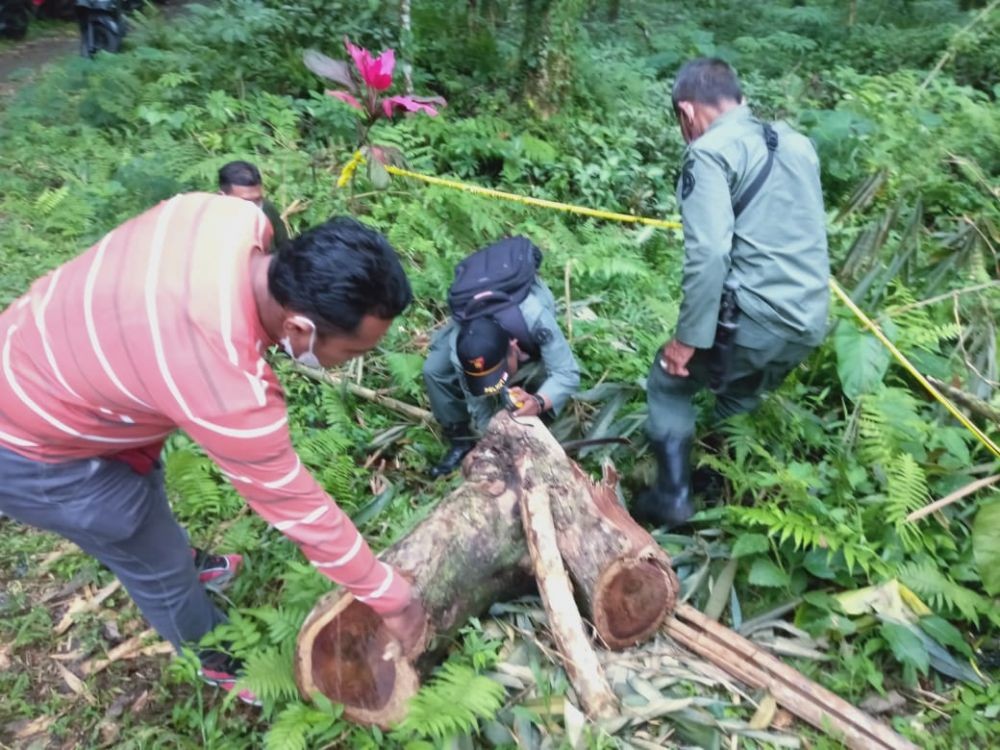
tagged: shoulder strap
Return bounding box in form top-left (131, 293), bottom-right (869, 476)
top-left (733, 123), bottom-right (778, 218)
top-left (494, 305), bottom-right (538, 357)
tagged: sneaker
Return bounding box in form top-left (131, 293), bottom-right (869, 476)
top-left (198, 650), bottom-right (261, 706)
top-left (192, 548), bottom-right (243, 592)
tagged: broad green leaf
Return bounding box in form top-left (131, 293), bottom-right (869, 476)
top-left (917, 615), bottom-right (972, 658)
top-left (803, 548), bottom-right (837, 580)
top-left (937, 428), bottom-right (971, 465)
top-left (731, 533), bottom-right (769, 558)
top-left (748, 558), bottom-right (790, 588)
top-left (972, 499), bottom-right (1000, 596)
top-left (911, 623), bottom-right (983, 686)
top-left (880, 620), bottom-right (929, 675)
top-left (834, 319), bottom-right (890, 401)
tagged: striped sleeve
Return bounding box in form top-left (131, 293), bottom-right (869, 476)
top-left (174, 359), bottom-right (412, 615)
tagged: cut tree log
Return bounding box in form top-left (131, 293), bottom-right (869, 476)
top-left (295, 412), bottom-right (678, 727)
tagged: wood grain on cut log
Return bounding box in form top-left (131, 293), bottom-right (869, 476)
top-left (505, 419), bottom-right (679, 649)
top-left (295, 412), bottom-right (678, 727)
top-left (295, 434), bottom-right (532, 727)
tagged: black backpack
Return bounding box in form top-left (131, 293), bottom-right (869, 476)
top-left (447, 236), bottom-right (542, 356)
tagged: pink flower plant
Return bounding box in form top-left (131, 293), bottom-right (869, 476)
top-left (304, 38), bottom-right (446, 126)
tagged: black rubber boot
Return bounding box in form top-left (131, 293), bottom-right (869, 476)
top-left (633, 436), bottom-right (695, 529)
top-left (428, 425), bottom-right (476, 479)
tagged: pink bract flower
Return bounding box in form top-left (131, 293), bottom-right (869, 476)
top-left (382, 96), bottom-right (441, 118)
top-left (327, 90), bottom-right (363, 110)
top-left (346, 39), bottom-right (395, 92)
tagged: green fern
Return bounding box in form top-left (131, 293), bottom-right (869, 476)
top-left (898, 561), bottom-right (998, 627)
top-left (34, 186), bottom-right (70, 216)
top-left (264, 702), bottom-right (342, 750)
top-left (885, 454), bottom-right (929, 551)
top-left (165, 446), bottom-right (233, 520)
top-left (394, 661), bottom-right (506, 741)
top-left (858, 387), bottom-right (929, 465)
top-left (727, 503), bottom-right (883, 575)
top-left (386, 352), bottom-right (426, 401)
top-left (238, 645), bottom-right (299, 705)
top-left (245, 607), bottom-right (306, 647)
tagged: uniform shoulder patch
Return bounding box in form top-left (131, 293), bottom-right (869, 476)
top-left (680, 158), bottom-right (696, 200)
top-left (533, 325), bottom-right (554, 345)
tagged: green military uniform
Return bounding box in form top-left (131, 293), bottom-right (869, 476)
top-left (260, 199), bottom-right (291, 253)
top-left (424, 280), bottom-right (580, 433)
top-left (646, 104), bottom-right (830, 443)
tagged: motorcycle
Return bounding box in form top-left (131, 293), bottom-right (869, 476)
top-left (75, 0), bottom-right (134, 57)
top-left (0, 0), bottom-right (34, 39)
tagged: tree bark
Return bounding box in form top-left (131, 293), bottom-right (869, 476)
top-left (519, 0), bottom-right (587, 117)
top-left (295, 412), bottom-right (677, 727)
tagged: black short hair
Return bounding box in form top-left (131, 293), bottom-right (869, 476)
top-left (218, 161), bottom-right (262, 192)
top-left (267, 216), bottom-right (412, 335)
top-left (671, 58), bottom-right (743, 114)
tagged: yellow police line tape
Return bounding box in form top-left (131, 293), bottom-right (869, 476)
top-left (383, 164), bottom-right (684, 230)
top-left (346, 156), bottom-right (1000, 461)
top-left (828, 282), bottom-right (1000, 459)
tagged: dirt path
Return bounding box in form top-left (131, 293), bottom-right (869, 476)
top-left (0, 32), bottom-right (76, 94)
top-left (0, 2), bottom-right (202, 97)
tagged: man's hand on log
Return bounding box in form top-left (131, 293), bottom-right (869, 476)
top-left (508, 387), bottom-right (546, 417)
top-left (380, 595), bottom-right (428, 660)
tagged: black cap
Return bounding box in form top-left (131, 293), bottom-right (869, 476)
top-left (456, 317), bottom-right (510, 397)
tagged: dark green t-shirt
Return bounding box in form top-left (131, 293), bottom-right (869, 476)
top-left (261, 199), bottom-right (290, 253)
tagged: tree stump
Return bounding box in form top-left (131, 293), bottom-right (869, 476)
top-left (295, 412), bottom-right (678, 727)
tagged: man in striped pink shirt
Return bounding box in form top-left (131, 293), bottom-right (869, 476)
top-left (0, 192), bottom-right (425, 703)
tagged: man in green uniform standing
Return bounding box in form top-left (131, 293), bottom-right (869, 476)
top-left (635, 58), bottom-right (830, 528)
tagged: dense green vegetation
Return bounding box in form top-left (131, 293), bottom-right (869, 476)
top-left (1, 0), bottom-right (998, 747)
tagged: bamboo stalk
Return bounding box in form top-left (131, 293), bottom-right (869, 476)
top-left (919, 0), bottom-right (999, 91)
top-left (519, 461), bottom-right (618, 719)
top-left (295, 365), bottom-right (432, 422)
top-left (666, 605), bottom-right (918, 750)
top-left (906, 474), bottom-right (1000, 522)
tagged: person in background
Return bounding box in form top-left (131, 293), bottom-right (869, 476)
top-left (218, 160), bottom-right (291, 253)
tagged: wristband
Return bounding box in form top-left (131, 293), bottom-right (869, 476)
top-left (534, 394), bottom-right (547, 412)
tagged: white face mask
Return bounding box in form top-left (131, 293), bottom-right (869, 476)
top-left (280, 315), bottom-right (322, 368)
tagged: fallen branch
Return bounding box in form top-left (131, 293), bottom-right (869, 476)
top-left (81, 629), bottom-right (173, 677)
top-left (665, 605), bottom-right (918, 750)
top-left (906, 473), bottom-right (1000, 522)
top-left (53, 579), bottom-right (121, 636)
top-left (53, 662), bottom-right (96, 705)
top-left (519, 459), bottom-right (618, 719)
top-left (926, 376), bottom-right (1000, 426)
top-left (295, 365), bottom-right (432, 422)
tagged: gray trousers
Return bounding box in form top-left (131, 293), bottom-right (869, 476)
top-left (423, 321), bottom-right (471, 431)
top-left (0, 447), bottom-right (225, 651)
top-left (646, 317), bottom-right (815, 442)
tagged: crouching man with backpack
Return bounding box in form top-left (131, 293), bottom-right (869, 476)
top-left (423, 237), bottom-right (581, 478)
